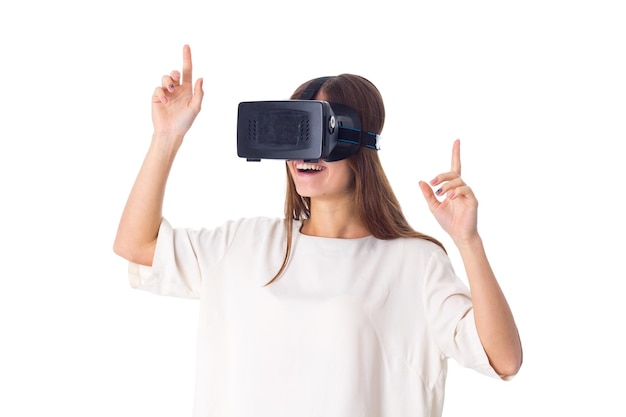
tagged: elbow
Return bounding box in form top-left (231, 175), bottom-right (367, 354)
top-left (492, 347), bottom-right (523, 379)
top-left (113, 238), bottom-right (133, 262)
top-left (496, 357), bottom-right (522, 379)
top-left (113, 238), bottom-right (154, 267)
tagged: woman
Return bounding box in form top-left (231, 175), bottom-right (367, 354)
top-left (114, 45), bottom-right (522, 417)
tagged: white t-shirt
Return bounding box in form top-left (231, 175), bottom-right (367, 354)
top-left (130, 217), bottom-right (501, 417)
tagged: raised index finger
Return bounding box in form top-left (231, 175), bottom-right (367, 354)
top-left (182, 44), bottom-right (193, 86)
top-left (451, 138), bottom-right (461, 175)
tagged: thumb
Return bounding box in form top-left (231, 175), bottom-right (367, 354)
top-left (419, 180), bottom-right (439, 212)
top-left (190, 78), bottom-right (204, 112)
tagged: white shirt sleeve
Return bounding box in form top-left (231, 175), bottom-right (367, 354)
top-left (128, 217), bottom-right (243, 299)
top-left (422, 247), bottom-right (503, 379)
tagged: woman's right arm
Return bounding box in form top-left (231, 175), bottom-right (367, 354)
top-left (113, 45), bottom-right (204, 266)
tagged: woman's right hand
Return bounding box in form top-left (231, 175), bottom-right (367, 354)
top-left (151, 44), bottom-right (204, 148)
top-left (113, 45), bottom-right (204, 266)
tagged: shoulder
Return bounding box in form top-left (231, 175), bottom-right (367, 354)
top-left (219, 217), bottom-right (292, 244)
top-left (199, 216), bottom-right (284, 232)
top-left (377, 235), bottom-right (453, 275)
top-left (233, 216), bottom-right (288, 232)
top-left (169, 216), bottom-right (289, 242)
top-left (379, 235), bottom-right (447, 257)
top-left (360, 235), bottom-right (449, 264)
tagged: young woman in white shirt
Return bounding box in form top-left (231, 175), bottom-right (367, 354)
top-left (114, 44), bottom-right (522, 417)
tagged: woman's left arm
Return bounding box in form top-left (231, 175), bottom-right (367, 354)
top-left (419, 139), bottom-right (523, 378)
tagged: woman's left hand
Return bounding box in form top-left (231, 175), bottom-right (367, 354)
top-left (419, 139), bottom-right (479, 245)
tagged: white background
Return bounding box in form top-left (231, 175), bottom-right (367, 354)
top-left (1, 1), bottom-right (624, 416)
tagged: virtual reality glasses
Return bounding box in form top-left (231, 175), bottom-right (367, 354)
top-left (236, 76), bottom-right (380, 162)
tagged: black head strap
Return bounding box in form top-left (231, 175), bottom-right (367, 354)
top-left (298, 76), bottom-right (332, 100)
top-left (298, 76), bottom-right (381, 162)
top-left (338, 127), bottom-right (380, 150)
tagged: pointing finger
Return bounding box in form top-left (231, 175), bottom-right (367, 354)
top-left (182, 44), bottom-right (193, 86)
top-left (451, 139), bottom-right (461, 175)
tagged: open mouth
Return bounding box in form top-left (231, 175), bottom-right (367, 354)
top-left (295, 162), bottom-right (326, 173)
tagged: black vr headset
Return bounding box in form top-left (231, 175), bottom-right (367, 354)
top-left (236, 76), bottom-right (381, 162)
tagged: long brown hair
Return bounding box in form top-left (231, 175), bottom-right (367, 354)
top-left (266, 74), bottom-right (444, 285)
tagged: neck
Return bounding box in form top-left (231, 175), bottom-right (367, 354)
top-left (301, 198), bottom-right (370, 239)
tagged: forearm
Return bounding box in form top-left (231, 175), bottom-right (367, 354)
top-left (456, 235), bottom-right (523, 377)
top-left (113, 134), bottom-right (181, 266)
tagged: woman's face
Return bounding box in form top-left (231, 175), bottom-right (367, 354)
top-left (285, 90), bottom-right (355, 202)
top-left (287, 158), bottom-right (354, 201)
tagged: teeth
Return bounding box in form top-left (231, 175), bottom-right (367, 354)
top-left (296, 163), bottom-right (325, 171)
